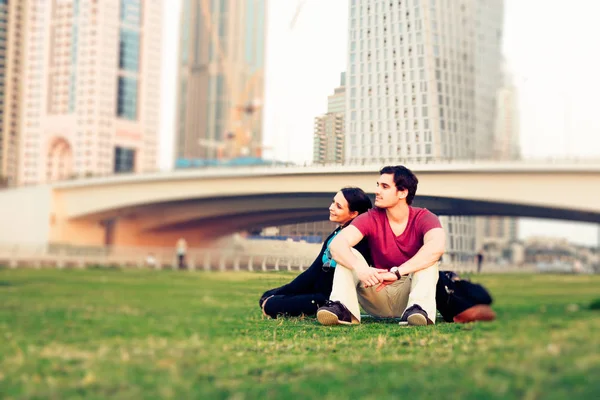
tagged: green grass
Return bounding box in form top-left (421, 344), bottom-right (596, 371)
top-left (1, 268), bottom-right (599, 399)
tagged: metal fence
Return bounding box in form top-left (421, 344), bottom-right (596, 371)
top-left (0, 243), bottom-right (317, 272)
top-left (0, 242), bottom-right (542, 274)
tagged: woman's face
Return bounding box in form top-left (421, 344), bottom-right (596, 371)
top-left (329, 191), bottom-right (358, 225)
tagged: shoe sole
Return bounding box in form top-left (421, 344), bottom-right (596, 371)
top-left (317, 310), bottom-right (353, 326)
top-left (407, 313), bottom-right (428, 326)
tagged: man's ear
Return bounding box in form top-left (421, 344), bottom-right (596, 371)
top-left (397, 188), bottom-right (408, 200)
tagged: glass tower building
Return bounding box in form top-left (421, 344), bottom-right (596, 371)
top-left (175, 0), bottom-right (267, 161)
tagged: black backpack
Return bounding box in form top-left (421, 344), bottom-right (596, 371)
top-left (436, 271), bottom-right (494, 322)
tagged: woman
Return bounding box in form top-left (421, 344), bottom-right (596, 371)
top-left (259, 187), bottom-right (373, 318)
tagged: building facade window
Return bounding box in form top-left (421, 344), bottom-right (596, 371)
top-left (117, 76), bottom-right (138, 120)
top-left (117, 0), bottom-right (141, 120)
top-left (114, 146), bottom-right (135, 173)
top-left (119, 29), bottom-right (140, 72)
top-left (120, 0), bottom-right (141, 25)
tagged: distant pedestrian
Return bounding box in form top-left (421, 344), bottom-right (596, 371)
top-left (476, 252), bottom-right (484, 273)
top-left (146, 253), bottom-right (157, 268)
top-left (176, 238), bottom-right (188, 270)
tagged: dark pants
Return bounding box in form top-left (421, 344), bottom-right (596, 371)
top-left (262, 293), bottom-right (329, 318)
top-left (259, 264), bottom-right (334, 319)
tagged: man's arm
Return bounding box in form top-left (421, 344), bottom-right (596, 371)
top-left (397, 227), bottom-right (446, 275)
top-left (375, 227), bottom-right (446, 292)
top-left (329, 225), bottom-right (382, 287)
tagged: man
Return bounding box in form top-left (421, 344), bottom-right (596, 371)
top-left (316, 165), bottom-right (446, 326)
top-left (176, 237), bottom-right (188, 270)
top-left (476, 252), bottom-right (484, 274)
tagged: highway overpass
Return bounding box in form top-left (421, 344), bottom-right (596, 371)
top-left (0, 162), bottom-right (599, 247)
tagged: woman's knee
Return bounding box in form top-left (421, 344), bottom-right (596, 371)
top-left (263, 294), bottom-right (327, 319)
top-left (259, 288), bottom-right (280, 308)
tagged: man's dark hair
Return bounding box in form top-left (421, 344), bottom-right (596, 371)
top-left (340, 187), bottom-right (372, 215)
top-left (379, 165), bottom-right (418, 205)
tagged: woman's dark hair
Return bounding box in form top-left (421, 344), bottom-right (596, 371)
top-left (340, 187), bottom-right (372, 215)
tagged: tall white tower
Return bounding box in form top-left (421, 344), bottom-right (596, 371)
top-left (345, 0), bottom-right (504, 262)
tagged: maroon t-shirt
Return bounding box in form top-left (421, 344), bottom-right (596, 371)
top-left (351, 206), bottom-right (442, 269)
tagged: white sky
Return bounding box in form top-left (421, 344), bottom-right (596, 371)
top-left (159, 0), bottom-right (600, 246)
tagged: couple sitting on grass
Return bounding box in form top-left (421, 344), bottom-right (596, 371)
top-left (260, 165), bottom-right (494, 326)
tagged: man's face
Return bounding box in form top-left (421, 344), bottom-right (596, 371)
top-left (374, 173), bottom-right (407, 208)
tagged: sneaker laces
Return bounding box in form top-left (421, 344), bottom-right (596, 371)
top-left (400, 304), bottom-right (425, 321)
top-left (404, 304), bottom-right (423, 314)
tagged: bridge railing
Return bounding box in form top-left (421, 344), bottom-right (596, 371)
top-left (169, 156), bottom-right (600, 171)
top-left (0, 242), bottom-right (318, 272)
top-left (0, 242), bottom-right (543, 274)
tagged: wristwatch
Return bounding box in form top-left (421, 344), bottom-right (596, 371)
top-left (389, 266), bottom-right (402, 280)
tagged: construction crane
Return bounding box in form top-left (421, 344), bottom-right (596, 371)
top-left (195, 0), bottom-right (306, 161)
top-left (290, 0), bottom-right (307, 30)
top-left (197, 0), bottom-right (270, 161)
top-left (226, 69), bottom-right (266, 158)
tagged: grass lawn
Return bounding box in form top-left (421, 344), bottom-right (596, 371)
top-left (0, 268), bottom-right (599, 399)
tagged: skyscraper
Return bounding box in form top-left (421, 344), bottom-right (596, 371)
top-left (346, 0), bottom-right (504, 262)
top-left (175, 0), bottom-right (266, 162)
top-left (18, 0), bottom-right (163, 185)
top-left (0, 0), bottom-right (25, 187)
top-left (314, 72), bottom-right (346, 165)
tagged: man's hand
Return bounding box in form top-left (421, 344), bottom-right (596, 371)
top-left (356, 266), bottom-right (383, 288)
top-left (375, 269), bottom-right (398, 292)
